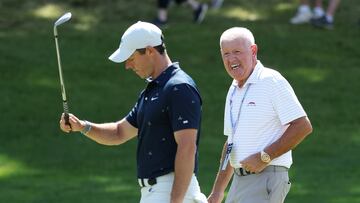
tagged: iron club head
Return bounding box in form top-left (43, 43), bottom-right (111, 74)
top-left (54, 12), bottom-right (72, 27)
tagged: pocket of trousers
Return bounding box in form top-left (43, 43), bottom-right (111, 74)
top-left (265, 173), bottom-right (291, 200)
top-left (283, 181), bottom-right (291, 196)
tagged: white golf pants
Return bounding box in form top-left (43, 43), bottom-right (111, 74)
top-left (139, 172), bottom-right (207, 203)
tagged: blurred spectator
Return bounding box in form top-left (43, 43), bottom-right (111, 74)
top-left (311, 0), bottom-right (341, 29)
top-left (211, 0), bottom-right (224, 9)
top-left (290, 0), bottom-right (324, 24)
top-left (154, 0), bottom-right (208, 27)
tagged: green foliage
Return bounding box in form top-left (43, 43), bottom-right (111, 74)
top-left (0, 0), bottom-right (359, 202)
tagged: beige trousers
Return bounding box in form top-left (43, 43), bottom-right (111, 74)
top-left (226, 166), bottom-right (291, 203)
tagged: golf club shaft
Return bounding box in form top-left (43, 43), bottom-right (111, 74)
top-left (54, 26), bottom-right (71, 127)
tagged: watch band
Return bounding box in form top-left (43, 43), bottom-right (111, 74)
top-left (81, 120), bottom-right (92, 135)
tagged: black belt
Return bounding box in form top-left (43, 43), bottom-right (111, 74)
top-left (138, 177), bottom-right (157, 187)
top-left (234, 165), bottom-right (289, 177)
top-left (234, 168), bottom-right (256, 176)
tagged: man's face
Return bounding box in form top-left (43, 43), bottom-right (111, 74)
top-left (220, 37), bottom-right (257, 85)
top-left (125, 49), bottom-right (153, 79)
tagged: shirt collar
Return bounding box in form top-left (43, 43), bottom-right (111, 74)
top-left (231, 60), bottom-right (264, 87)
top-left (147, 62), bottom-right (180, 87)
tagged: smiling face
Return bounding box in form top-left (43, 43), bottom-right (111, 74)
top-left (220, 28), bottom-right (258, 87)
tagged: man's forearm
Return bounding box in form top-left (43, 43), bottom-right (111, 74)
top-left (84, 118), bottom-right (137, 146)
top-left (171, 144), bottom-right (196, 203)
top-left (83, 121), bottom-right (121, 145)
top-left (265, 116), bottom-right (313, 159)
top-left (210, 142), bottom-right (233, 196)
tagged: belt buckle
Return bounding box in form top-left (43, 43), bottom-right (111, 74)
top-left (148, 178), bottom-right (157, 186)
top-left (138, 177), bottom-right (157, 187)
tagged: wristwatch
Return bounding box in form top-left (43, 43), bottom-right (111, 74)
top-left (260, 150), bottom-right (271, 163)
top-left (81, 120), bottom-right (92, 135)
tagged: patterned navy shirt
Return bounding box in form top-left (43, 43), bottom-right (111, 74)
top-left (126, 63), bottom-right (202, 179)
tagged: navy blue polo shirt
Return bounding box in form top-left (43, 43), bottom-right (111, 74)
top-left (126, 63), bottom-right (202, 179)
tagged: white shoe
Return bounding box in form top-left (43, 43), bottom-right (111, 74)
top-left (290, 10), bottom-right (313, 24)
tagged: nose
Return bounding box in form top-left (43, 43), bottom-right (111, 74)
top-left (224, 54), bottom-right (237, 65)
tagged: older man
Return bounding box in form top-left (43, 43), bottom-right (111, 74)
top-left (59, 21), bottom-right (207, 203)
top-left (207, 27), bottom-right (313, 203)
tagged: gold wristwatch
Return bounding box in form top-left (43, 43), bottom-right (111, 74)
top-left (260, 150), bottom-right (271, 163)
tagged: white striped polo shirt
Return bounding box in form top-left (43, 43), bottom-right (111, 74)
top-left (223, 61), bottom-right (307, 169)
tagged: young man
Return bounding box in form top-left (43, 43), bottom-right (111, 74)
top-left (59, 21), bottom-right (207, 203)
top-left (207, 27), bottom-right (313, 203)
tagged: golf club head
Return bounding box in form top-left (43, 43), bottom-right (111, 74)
top-left (54, 12), bottom-right (72, 27)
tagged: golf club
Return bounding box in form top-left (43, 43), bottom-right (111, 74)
top-left (54, 12), bottom-right (72, 128)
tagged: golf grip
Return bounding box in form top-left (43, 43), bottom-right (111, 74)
top-left (63, 101), bottom-right (71, 128)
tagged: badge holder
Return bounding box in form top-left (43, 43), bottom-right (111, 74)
top-left (220, 143), bottom-right (233, 170)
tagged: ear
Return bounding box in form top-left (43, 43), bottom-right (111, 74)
top-left (145, 46), bottom-right (154, 56)
top-left (251, 44), bottom-right (258, 57)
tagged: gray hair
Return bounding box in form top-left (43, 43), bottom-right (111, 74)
top-left (220, 27), bottom-right (255, 46)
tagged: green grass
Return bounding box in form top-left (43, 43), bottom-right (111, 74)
top-left (1, 0), bottom-right (360, 202)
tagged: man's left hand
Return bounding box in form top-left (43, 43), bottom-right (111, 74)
top-left (240, 152), bottom-right (268, 173)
